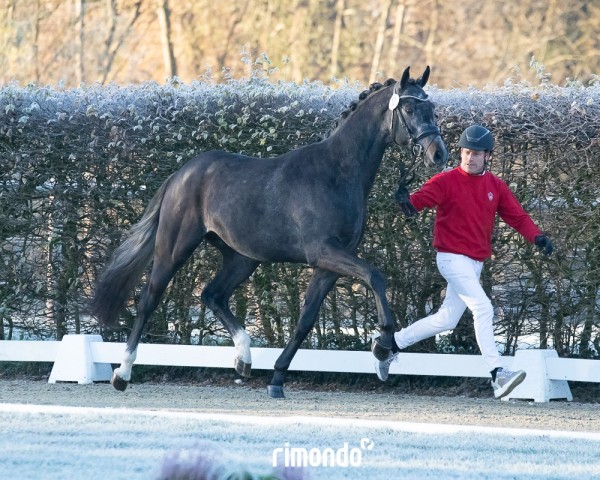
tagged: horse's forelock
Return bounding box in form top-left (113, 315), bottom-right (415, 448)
top-left (402, 77), bottom-right (425, 93)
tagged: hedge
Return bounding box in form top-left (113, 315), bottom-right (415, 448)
top-left (1, 72), bottom-right (599, 359)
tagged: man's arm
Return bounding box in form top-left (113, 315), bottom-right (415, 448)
top-left (497, 181), bottom-right (554, 255)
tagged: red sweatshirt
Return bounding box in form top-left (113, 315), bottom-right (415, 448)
top-left (410, 167), bottom-right (542, 261)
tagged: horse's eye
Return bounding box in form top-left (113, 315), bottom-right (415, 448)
top-left (403, 107), bottom-right (414, 114)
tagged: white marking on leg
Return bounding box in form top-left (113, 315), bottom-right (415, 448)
top-left (114, 348), bottom-right (137, 382)
top-left (233, 330), bottom-right (251, 364)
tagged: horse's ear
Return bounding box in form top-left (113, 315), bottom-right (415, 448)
top-left (418, 66), bottom-right (430, 88)
top-left (400, 67), bottom-right (410, 89)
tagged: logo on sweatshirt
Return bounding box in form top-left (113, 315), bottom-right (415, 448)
top-left (488, 192), bottom-right (494, 201)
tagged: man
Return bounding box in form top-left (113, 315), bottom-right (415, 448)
top-left (376, 125), bottom-right (554, 399)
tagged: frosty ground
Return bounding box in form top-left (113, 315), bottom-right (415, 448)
top-left (1, 380), bottom-right (599, 479)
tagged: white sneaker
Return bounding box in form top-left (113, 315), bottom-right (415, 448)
top-left (374, 352), bottom-right (399, 381)
top-left (492, 368), bottom-right (526, 399)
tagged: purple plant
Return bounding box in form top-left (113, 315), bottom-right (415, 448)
top-left (157, 443), bottom-right (309, 480)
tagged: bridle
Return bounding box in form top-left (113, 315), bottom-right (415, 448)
top-left (388, 84), bottom-right (442, 185)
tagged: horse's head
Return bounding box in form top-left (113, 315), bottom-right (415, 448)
top-left (388, 66), bottom-right (448, 171)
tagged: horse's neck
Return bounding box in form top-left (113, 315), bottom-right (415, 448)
top-left (326, 110), bottom-right (389, 187)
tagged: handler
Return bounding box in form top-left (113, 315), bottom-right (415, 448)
top-left (376, 125), bottom-right (554, 399)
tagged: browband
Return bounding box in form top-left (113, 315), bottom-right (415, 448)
top-left (388, 90), bottom-right (429, 111)
top-left (398, 94), bottom-right (429, 102)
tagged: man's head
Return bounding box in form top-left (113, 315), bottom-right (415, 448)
top-left (458, 125), bottom-right (493, 175)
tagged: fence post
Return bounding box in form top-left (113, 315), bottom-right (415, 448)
top-left (48, 334), bottom-right (113, 384)
top-left (501, 349), bottom-right (573, 402)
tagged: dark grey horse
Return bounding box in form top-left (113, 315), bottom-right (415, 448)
top-left (90, 66), bottom-right (448, 398)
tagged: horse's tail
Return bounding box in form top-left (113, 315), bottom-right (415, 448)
top-left (90, 174), bottom-right (175, 327)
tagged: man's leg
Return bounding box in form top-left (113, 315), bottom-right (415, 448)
top-left (395, 253), bottom-right (472, 350)
top-left (435, 254), bottom-right (503, 371)
top-left (394, 281), bottom-right (466, 349)
top-left (376, 253), bottom-right (471, 381)
top-left (435, 254), bottom-right (525, 398)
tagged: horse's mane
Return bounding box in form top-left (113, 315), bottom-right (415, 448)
top-left (323, 77), bottom-right (401, 139)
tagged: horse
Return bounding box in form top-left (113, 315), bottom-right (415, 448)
top-left (90, 66), bottom-right (448, 398)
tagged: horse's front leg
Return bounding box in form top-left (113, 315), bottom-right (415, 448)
top-left (315, 250), bottom-right (395, 360)
top-left (269, 269), bottom-right (339, 398)
top-left (366, 265), bottom-right (395, 361)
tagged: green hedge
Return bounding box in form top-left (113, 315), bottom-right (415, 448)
top-left (1, 74), bottom-right (599, 359)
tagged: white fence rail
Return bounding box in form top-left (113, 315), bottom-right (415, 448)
top-left (1, 335), bottom-right (599, 402)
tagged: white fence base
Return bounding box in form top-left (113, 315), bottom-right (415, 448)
top-left (48, 335), bottom-right (113, 384)
top-left (501, 349), bottom-right (573, 402)
top-left (2, 335), bottom-right (598, 402)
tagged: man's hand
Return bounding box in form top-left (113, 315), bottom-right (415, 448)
top-left (394, 185), bottom-right (418, 217)
top-left (534, 234), bottom-right (554, 256)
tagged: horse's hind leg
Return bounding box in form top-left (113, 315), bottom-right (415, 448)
top-left (111, 269), bottom-right (172, 391)
top-left (113, 215), bottom-right (206, 391)
top-left (112, 264), bottom-right (185, 390)
top-left (269, 268), bottom-right (339, 398)
top-left (201, 239), bottom-right (259, 377)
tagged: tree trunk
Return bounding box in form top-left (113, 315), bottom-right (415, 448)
top-left (156, 0), bottom-right (177, 79)
top-left (75, 0), bottom-right (85, 84)
top-left (101, 0), bottom-right (142, 84)
top-left (388, 1), bottom-right (407, 74)
top-left (369, 0), bottom-right (394, 83)
top-left (423, 0), bottom-right (439, 67)
top-left (330, 0), bottom-right (344, 78)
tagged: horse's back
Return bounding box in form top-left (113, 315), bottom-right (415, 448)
top-left (159, 140), bottom-right (367, 264)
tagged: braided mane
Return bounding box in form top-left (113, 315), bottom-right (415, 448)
top-left (324, 78), bottom-right (399, 139)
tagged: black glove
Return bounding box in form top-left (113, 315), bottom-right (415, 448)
top-left (534, 234), bottom-right (554, 256)
top-left (394, 184), bottom-right (418, 217)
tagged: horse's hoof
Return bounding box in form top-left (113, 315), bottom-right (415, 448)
top-left (371, 337), bottom-right (391, 361)
top-left (234, 357), bottom-right (252, 378)
top-left (267, 385), bottom-right (285, 398)
top-left (111, 373), bottom-right (129, 392)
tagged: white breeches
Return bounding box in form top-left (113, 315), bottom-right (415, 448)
top-left (395, 252), bottom-right (503, 371)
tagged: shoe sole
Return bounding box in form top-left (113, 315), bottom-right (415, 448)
top-left (494, 371), bottom-right (526, 399)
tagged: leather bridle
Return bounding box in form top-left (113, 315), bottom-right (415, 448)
top-left (389, 84), bottom-right (442, 184)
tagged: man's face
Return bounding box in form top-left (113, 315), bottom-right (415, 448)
top-left (460, 148), bottom-right (488, 175)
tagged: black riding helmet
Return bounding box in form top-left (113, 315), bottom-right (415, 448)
top-left (458, 125), bottom-right (494, 152)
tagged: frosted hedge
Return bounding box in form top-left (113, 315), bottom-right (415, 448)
top-left (1, 75), bottom-right (599, 359)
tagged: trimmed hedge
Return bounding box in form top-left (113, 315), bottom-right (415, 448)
top-left (1, 74), bottom-right (599, 359)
